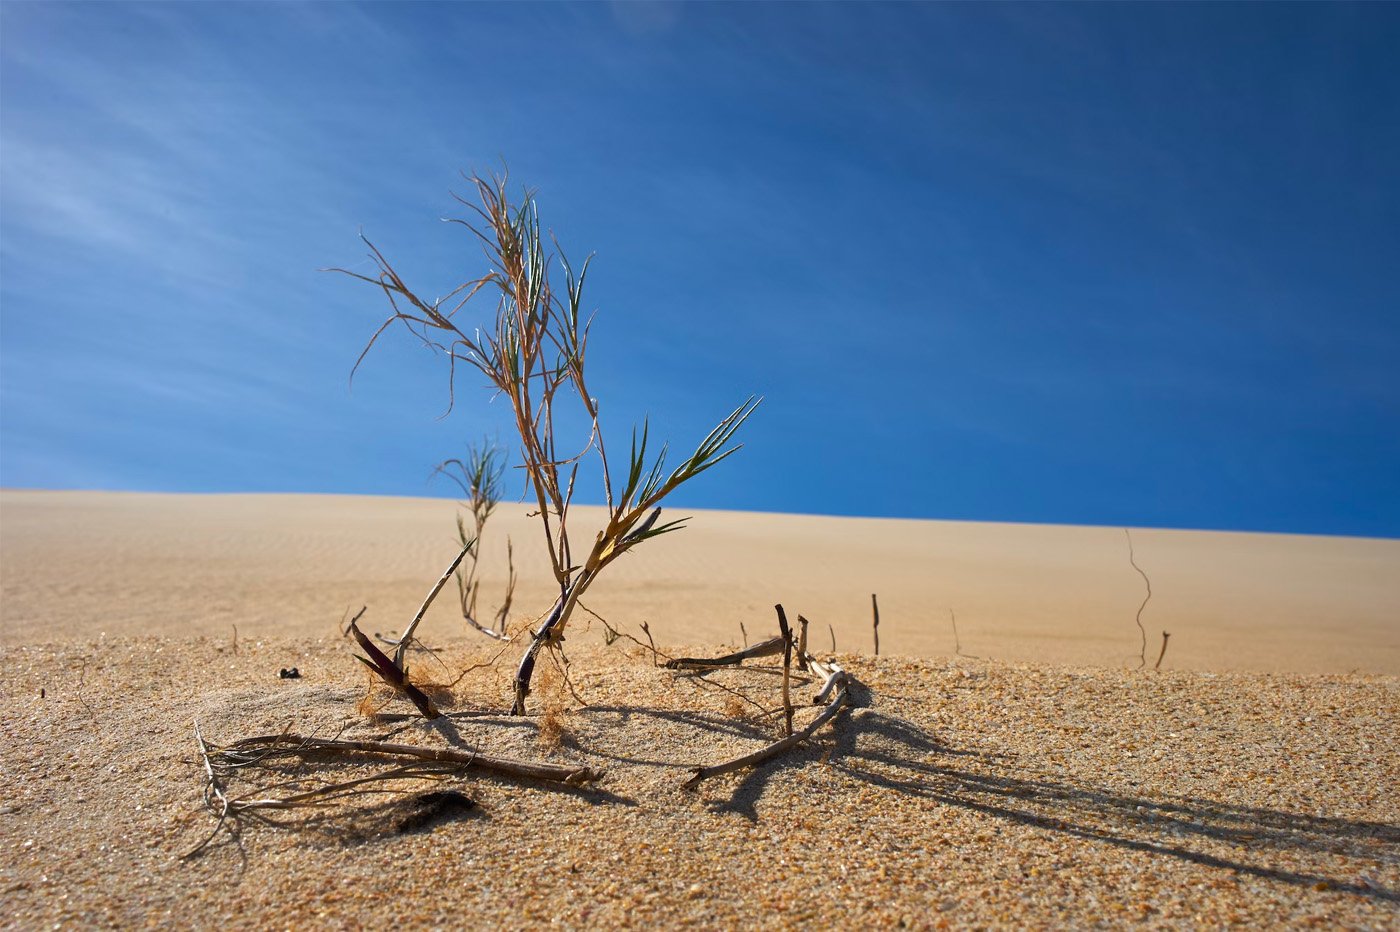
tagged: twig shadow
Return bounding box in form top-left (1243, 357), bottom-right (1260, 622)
top-left (702, 705), bottom-right (1399, 903)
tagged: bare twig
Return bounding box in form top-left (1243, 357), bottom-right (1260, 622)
top-left (223, 733), bottom-right (602, 785)
top-left (340, 605), bottom-right (367, 638)
top-left (1124, 529), bottom-right (1151, 670)
top-left (684, 649), bottom-right (852, 789)
top-left (546, 643), bottom-right (589, 708)
top-left (394, 544), bottom-right (471, 669)
top-left (871, 593), bottom-right (880, 656)
top-left (493, 538), bottom-right (516, 637)
top-left (796, 615), bottom-right (810, 672)
top-left (182, 722), bottom-right (235, 859)
top-left (349, 620), bottom-right (441, 720)
top-left (638, 621), bottom-right (660, 668)
top-left (777, 605), bottom-right (794, 737)
top-left (663, 636), bottom-right (784, 670)
top-left (829, 623), bottom-right (836, 653)
top-left (1154, 630), bottom-right (1172, 671)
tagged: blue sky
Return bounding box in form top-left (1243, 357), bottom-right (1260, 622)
top-left (2, 2), bottom-right (1397, 537)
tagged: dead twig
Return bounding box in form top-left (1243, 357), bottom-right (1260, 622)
top-left (663, 636), bottom-right (784, 670)
top-left (393, 544), bottom-right (471, 669)
top-left (777, 605), bottom-right (794, 737)
top-left (796, 615), bottom-right (810, 672)
top-left (1154, 630), bottom-right (1172, 671)
top-left (871, 592), bottom-right (880, 656)
top-left (340, 605), bottom-right (367, 638)
top-left (546, 643), bottom-right (589, 708)
top-left (1125, 529), bottom-right (1151, 670)
top-left (222, 733), bottom-right (602, 785)
top-left (948, 608), bottom-right (979, 659)
top-left (638, 621), bottom-right (660, 668)
top-left (684, 650), bottom-right (852, 789)
top-left (348, 619), bottom-right (441, 720)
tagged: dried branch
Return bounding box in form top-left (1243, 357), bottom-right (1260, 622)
top-left (796, 615), bottom-right (810, 672)
top-left (1125, 529), bottom-right (1152, 670)
top-left (663, 636), bottom-right (784, 670)
top-left (871, 593), bottom-right (880, 656)
top-left (685, 652), bottom-right (852, 789)
top-left (221, 733), bottom-right (602, 786)
top-left (1154, 630), bottom-right (1172, 671)
top-left (393, 544), bottom-right (471, 670)
top-left (777, 605), bottom-right (794, 737)
top-left (348, 619), bottom-right (441, 720)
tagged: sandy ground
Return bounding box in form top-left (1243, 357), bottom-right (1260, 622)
top-left (1, 491), bottom-right (1397, 927)
top-left (2, 490), bottom-right (1398, 672)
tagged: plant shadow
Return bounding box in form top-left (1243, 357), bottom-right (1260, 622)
top-left (703, 698), bottom-right (1398, 904)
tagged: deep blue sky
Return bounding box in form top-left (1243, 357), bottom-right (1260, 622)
top-left (2, 3), bottom-right (1397, 537)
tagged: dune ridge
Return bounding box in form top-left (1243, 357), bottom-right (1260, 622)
top-left (3, 490), bottom-right (1397, 674)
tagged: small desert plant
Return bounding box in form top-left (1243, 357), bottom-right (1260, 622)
top-left (436, 442), bottom-right (515, 641)
top-left (333, 169), bottom-right (759, 714)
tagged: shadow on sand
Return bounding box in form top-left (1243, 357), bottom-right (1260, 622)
top-left (698, 685), bottom-right (1398, 904)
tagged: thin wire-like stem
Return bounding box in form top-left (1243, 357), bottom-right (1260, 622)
top-left (1125, 529), bottom-right (1151, 670)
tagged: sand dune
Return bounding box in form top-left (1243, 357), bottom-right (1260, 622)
top-left (2, 490), bottom-right (1397, 927)
top-left (3, 490), bottom-right (1397, 673)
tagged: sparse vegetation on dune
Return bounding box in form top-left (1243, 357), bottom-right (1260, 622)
top-left (332, 169), bottom-right (760, 716)
top-left (182, 171), bottom-right (864, 854)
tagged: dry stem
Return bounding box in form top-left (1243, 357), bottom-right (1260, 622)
top-left (663, 636), bottom-right (784, 671)
top-left (1125, 529), bottom-right (1152, 670)
top-left (684, 647), bottom-right (852, 789)
top-left (871, 592), bottom-right (880, 656)
top-left (777, 605), bottom-right (794, 737)
top-left (393, 544), bottom-right (471, 669)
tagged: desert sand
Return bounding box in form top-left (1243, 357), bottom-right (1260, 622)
top-left (2, 490), bottom-right (1397, 927)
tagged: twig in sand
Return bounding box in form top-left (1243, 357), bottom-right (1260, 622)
top-left (871, 593), bottom-right (880, 656)
top-left (663, 636), bottom-right (784, 671)
top-left (638, 621), bottom-right (660, 668)
top-left (1124, 529), bottom-right (1152, 670)
top-left (949, 609), bottom-right (979, 659)
top-left (545, 642), bottom-right (589, 708)
top-left (796, 615), bottom-right (810, 672)
top-left (340, 605), bottom-right (367, 638)
top-left (392, 544), bottom-right (471, 670)
top-left (223, 733), bottom-right (602, 785)
top-left (1155, 630), bottom-right (1172, 671)
top-left (184, 728), bottom-right (601, 856)
top-left (348, 619), bottom-right (441, 719)
top-left (684, 648), bottom-right (853, 789)
top-left (829, 623), bottom-right (836, 653)
top-left (777, 605), bottom-right (795, 737)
